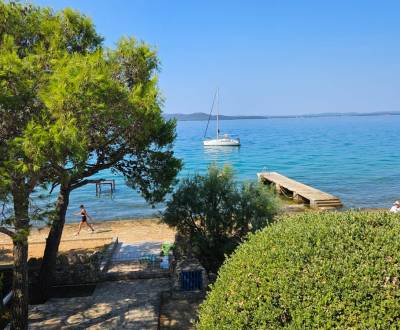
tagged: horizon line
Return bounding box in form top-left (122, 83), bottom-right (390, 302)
top-left (163, 110), bottom-right (400, 120)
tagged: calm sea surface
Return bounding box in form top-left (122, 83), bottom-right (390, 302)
top-left (57, 116), bottom-right (399, 223)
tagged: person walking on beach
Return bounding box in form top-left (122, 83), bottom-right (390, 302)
top-left (74, 204), bottom-right (95, 235)
top-left (389, 201), bottom-right (400, 213)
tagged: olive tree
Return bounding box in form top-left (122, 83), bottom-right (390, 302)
top-left (163, 165), bottom-right (280, 272)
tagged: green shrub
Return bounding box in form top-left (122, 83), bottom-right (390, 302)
top-left (198, 211), bottom-right (400, 329)
top-left (163, 165), bottom-right (280, 272)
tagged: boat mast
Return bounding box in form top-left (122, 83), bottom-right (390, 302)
top-left (203, 89), bottom-right (218, 139)
top-left (216, 88), bottom-right (219, 139)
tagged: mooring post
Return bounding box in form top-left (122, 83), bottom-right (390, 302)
top-left (310, 200), bottom-right (318, 209)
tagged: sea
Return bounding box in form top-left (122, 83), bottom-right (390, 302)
top-left (46, 115), bottom-right (400, 223)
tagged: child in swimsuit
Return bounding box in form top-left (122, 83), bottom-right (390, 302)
top-left (74, 204), bottom-right (95, 235)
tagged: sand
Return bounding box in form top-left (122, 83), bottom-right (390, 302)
top-left (0, 218), bottom-right (176, 265)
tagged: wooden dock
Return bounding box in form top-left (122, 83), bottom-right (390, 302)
top-left (257, 172), bottom-right (342, 209)
top-left (88, 179), bottom-right (116, 196)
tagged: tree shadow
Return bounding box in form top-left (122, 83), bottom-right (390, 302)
top-left (60, 243), bottom-right (110, 255)
top-left (93, 229), bottom-right (112, 234)
top-left (29, 278), bottom-right (169, 329)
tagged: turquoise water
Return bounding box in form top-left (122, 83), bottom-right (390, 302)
top-left (62, 116), bottom-right (400, 223)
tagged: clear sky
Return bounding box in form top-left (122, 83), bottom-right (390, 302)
top-left (32, 0), bottom-right (400, 116)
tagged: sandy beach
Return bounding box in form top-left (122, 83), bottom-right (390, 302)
top-left (0, 218), bottom-right (176, 265)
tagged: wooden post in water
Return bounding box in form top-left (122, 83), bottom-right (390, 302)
top-left (92, 179), bottom-right (116, 196)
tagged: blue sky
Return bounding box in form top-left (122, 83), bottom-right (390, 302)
top-left (32, 0), bottom-right (400, 115)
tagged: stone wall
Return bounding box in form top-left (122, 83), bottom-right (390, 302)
top-left (55, 250), bottom-right (102, 285)
top-left (173, 257), bottom-right (208, 292)
top-left (29, 250), bottom-right (104, 286)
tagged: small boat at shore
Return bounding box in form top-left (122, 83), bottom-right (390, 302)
top-left (203, 88), bottom-right (240, 147)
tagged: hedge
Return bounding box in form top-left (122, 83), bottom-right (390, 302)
top-left (198, 211), bottom-right (400, 329)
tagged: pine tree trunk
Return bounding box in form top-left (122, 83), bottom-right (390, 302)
top-left (11, 238), bottom-right (28, 330)
top-left (11, 183), bottom-right (30, 330)
top-left (37, 185), bottom-right (70, 302)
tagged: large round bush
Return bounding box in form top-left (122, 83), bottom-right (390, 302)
top-left (198, 211), bottom-right (400, 329)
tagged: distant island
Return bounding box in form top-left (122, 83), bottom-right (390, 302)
top-left (164, 111), bottom-right (400, 121)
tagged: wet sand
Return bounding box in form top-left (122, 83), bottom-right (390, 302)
top-left (0, 218), bottom-right (176, 265)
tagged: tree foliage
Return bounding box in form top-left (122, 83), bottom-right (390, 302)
top-left (0, 1), bottom-right (103, 215)
top-left (32, 28), bottom-right (181, 303)
top-left (32, 37), bottom-right (180, 202)
top-left (198, 211), bottom-right (400, 329)
top-left (0, 2), bottom-right (104, 327)
top-left (0, 0), bottom-right (181, 326)
top-left (163, 165), bottom-right (280, 272)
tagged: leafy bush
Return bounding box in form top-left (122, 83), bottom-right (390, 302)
top-left (163, 165), bottom-right (280, 272)
top-left (198, 211), bottom-right (400, 329)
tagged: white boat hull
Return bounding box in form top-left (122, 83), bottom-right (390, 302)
top-left (203, 138), bottom-right (240, 146)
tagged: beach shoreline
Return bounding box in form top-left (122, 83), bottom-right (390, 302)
top-left (0, 208), bottom-right (389, 265)
top-left (0, 218), bottom-right (175, 265)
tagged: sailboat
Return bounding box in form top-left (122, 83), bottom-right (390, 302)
top-left (203, 89), bottom-right (241, 147)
